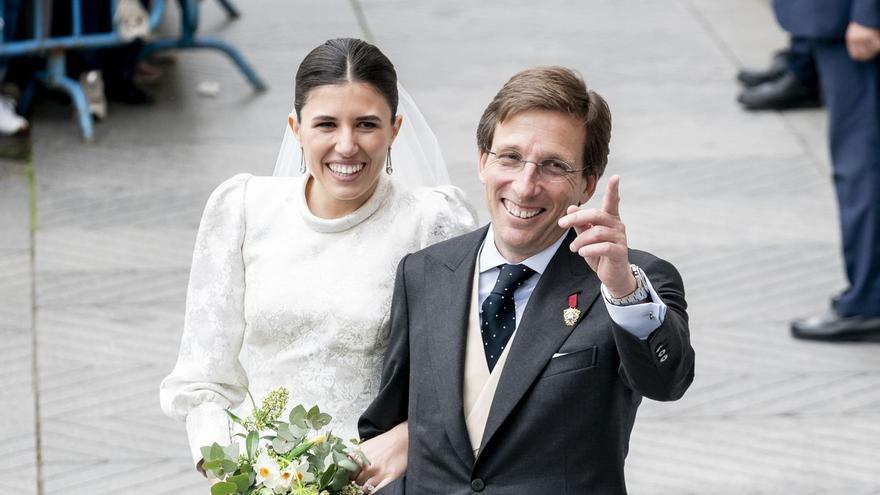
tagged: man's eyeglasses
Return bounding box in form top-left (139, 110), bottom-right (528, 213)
top-left (487, 151), bottom-right (588, 182)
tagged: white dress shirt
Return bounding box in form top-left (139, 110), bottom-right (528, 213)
top-left (478, 225), bottom-right (667, 339)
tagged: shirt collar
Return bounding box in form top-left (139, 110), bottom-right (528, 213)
top-left (479, 224), bottom-right (568, 275)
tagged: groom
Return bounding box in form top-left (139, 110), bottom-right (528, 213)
top-left (360, 66), bottom-right (695, 494)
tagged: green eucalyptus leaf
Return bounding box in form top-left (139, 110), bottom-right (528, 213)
top-left (307, 452), bottom-right (325, 472)
top-left (337, 458), bottom-right (359, 472)
top-left (203, 460), bottom-right (222, 471)
top-left (316, 412), bottom-right (332, 427)
top-left (276, 423), bottom-right (295, 442)
top-left (222, 444), bottom-right (239, 460)
top-left (289, 424), bottom-right (307, 439)
top-left (209, 443), bottom-right (225, 461)
top-left (228, 473), bottom-right (251, 492)
top-left (329, 467), bottom-right (350, 490)
top-left (318, 465), bottom-right (336, 490)
top-left (272, 437), bottom-right (293, 454)
top-left (312, 441), bottom-right (331, 461)
top-left (289, 405), bottom-right (307, 426)
top-left (221, 459), bottom-right (238, 474)
top-left (226, 409), bottom-right (246, 426)
top-left (210, 481), bottom-right (238, 495)
top-left (246, 431), bottom-right (259, 460)
top-left (307, 405), bottom-right (320, 418)
top-left (200, 446), bottom-right (213, 461)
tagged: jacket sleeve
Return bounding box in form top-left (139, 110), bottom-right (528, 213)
top-left (611, 255), bottom-right (694, 402)
top-left (359, 254), bottom-right (412, 440)
top-left (852, 0), bottom-right (880, 29)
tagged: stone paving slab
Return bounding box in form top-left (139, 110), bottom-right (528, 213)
top-left (0, 327), bottom-right (38, 495)
top-left (628, 416), bottom-right (880, 494)
top-left (0, 160), bottom-right (31, 250)
top-left (35, 228), bottom-right (194, 271)
top-left (0, 159), bottom-right (37, 495)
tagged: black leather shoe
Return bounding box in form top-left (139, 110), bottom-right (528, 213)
top-left (737, 50), bottom-right (788, 87)
top-left (105, 79), bottom-right (155, 105)
top-left (791, 310), bottom-right (880, 342)
top-left (737, 72), bottom-right (821, 111)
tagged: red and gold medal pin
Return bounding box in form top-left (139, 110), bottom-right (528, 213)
top-left (563, 292), bottom-right (581, 327)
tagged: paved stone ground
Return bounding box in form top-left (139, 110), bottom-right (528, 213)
top-left (1, 0), bottom-right (878, 493)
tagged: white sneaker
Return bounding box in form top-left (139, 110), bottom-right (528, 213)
top-left (79, 70), bottom-right (108, 120)
top-left (114, 0), bottom-right (150, 41)
top-left (0, 95), bottom-right (28, 136)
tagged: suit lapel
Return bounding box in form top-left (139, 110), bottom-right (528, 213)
top-left (425, 226), bottom-right (488, 468)
top-left (479, 230), bottom-right (601, 453)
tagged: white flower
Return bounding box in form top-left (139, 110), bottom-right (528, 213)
top-left (255, 451), bottom-right (281, 489)
top-left (277, 465), bottom-right (294, 490)
top-left (288, 459), bottom-right (315, 484)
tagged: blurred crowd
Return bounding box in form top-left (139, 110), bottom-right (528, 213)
top-left (0, 0), bottom-right (161, 137)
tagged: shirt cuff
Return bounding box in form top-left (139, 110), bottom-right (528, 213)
top-left (185, 402), bottom-right (233, 467)
top-left (601, 272), bottom-right (667, 340)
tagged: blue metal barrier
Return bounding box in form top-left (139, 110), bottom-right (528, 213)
top-left (142, 0), bottom-right (267, 93)
top-left (0, 0), bottom-right (166, 141)
top-left (0, 0), bottom-right (265, 141)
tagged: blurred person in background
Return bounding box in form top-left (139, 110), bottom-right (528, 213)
top-left (52, 0), bottom-right (155, 120)
top-left (0, 0), bottom-right (29, 136)
top-left (736, 38), bottom-right (822, 111)
top-left (775, 0), bottom-right (880, 341)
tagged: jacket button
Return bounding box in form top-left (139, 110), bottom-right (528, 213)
top-left (471, 478), bottom-right (486, 491)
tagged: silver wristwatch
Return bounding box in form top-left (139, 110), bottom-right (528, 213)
top-left (606, 264), bottom-right (649, 306)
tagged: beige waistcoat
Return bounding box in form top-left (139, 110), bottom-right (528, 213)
top-left (463, 266), bottom-right (518, 458)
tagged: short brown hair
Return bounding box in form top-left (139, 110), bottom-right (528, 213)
top-left (476, 66), bottom-right (611, 178)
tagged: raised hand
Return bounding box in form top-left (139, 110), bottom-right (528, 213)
top-left (558, 175), bottom-right (636, 297)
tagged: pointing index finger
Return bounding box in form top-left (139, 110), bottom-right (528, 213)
top-left (602, 175), bottom-right (621, 217)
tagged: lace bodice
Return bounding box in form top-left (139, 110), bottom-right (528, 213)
top-left (160, 173), bottom-right (476, 463)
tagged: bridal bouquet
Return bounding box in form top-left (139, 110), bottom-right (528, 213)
top-left (200, 387), bottom-right (365, 495)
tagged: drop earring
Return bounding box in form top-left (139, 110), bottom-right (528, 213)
top-left (299, 148), bottom-right (306, 174)
top-left (385, 148), bottom-right (393, 175)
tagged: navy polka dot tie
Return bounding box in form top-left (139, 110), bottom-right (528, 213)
top-left (480, 264), bottom-right (536, 372)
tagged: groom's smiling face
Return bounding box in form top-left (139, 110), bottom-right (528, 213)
top-left (479, 109), bottom-right (597, 263)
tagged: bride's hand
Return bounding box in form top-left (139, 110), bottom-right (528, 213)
top-left (354, 421), bottom-right (408, 493)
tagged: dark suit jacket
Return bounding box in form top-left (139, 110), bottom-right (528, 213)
top-left (774, 0), bottom-right (880, 39)
top-left (360, 226), bottom-right (695, 494)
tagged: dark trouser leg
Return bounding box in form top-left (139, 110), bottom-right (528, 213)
top-left (812, 42), bottom-right (880, 317)
top-left (787, 37), bottom-right (819, 87)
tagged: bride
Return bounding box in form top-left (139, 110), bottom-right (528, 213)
top-left (159, 38), bottom-right (476, 491)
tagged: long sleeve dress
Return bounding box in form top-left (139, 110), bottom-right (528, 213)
top-left (160, 173), bottom-right (477, 463)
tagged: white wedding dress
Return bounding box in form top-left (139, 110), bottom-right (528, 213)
top-left (160, 172), bottom-right (476, 463)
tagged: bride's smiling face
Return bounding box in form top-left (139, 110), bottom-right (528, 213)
top-left (290, 82), bottom-right (402, 219)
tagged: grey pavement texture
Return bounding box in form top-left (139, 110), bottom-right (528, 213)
top-left (1, 0), bottom-right (878, 493)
